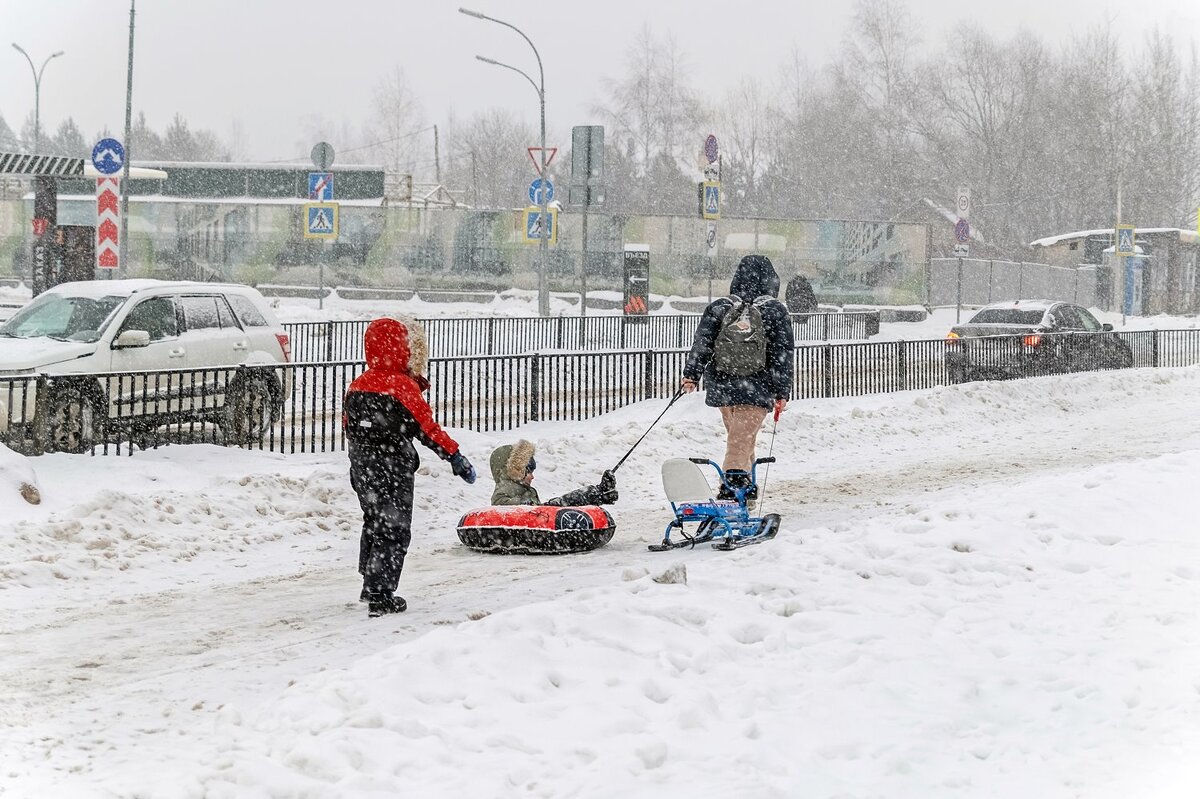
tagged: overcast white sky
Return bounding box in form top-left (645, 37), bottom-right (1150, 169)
top-left (1, 0), bottom-right (1197, 167)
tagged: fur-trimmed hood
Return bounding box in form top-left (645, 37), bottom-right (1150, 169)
top-left (490, 439), bottom-right (536, 483)
top-left (362, 316), bottom-right (428, 379)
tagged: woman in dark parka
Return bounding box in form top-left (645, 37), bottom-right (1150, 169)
top-left (681, 254), bottom-right (794, 497)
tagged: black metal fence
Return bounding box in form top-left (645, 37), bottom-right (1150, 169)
top-left (283, 311), bottom-right (881, 362)
top-left (3, 329), bottom-right (1197, 457)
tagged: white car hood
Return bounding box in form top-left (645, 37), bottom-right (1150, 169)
top-left (0, 336), bottom-right (98, 371)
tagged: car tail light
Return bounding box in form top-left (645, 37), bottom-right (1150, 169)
top-left (275, 332), bottom-right (292, 362)
top-left (1023, 334), bottom-right (1042, 348)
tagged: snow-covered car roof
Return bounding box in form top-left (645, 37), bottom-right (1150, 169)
top-left (47, 279), bottom-right (266, 299)
top-left (975, 299), bottom-right (1060, 314)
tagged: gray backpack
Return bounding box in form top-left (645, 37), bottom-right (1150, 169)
top-left (712, 297), bottom-right (770, 376)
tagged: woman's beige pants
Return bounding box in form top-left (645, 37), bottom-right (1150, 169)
top-left (719, 405), bottom-right (770, 471)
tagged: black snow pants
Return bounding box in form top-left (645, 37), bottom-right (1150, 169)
top-left (349, 439), bottom-right (417, 597)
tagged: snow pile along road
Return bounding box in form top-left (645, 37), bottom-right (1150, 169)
top-left (0, 444), bottom-right (40, 506)
top-left (0, 367), bottom-right (1198, 798)
top-left (167, 445), bottom-right (1200, 798)
top-left (0, 447), bottom-right (357, 591)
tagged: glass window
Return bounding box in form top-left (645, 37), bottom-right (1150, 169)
top-left (216, 296), bottom-right (241, 329)
top-left (0, 292), bottom-right (126, 342)
top-left (119, 297), bottom-right (178, 341)
top-left (1051, 306), bottom-right (1083, 330)
top-left (181, 296), bottom-right (221, 330)
top-left (968, 309), bottom-right (1045, 325)
top-left (226, 294), bottom-right (269, 327)
top-left (1076, 308), bottom-right (1102, 332)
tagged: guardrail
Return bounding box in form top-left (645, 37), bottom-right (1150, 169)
top-left (3, 329), bottom-right (1196, 456)
top-left (283, 311), bottom-right (881, 361)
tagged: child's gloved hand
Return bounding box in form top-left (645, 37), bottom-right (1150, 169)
top-left (450, 452), bottom-right (476, 484)
top-left (600, 470), bottom-right (616, 491)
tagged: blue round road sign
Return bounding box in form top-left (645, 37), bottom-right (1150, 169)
top-left (529, 177), bottom-right (554, 205)
top-left (704, 134), bottom-right (719, 164)
top-left (91, 138), bottom-right (125, 175)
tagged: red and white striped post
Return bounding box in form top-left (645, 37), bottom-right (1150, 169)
top-left (96, 177), bottom-right (120, 270)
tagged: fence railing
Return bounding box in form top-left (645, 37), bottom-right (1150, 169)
top-left (3, 329), bottom-right (1197, 457)
top-left (283, 311), bottom-right (881, 362)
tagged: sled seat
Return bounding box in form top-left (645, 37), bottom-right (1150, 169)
top-left (662, 458), bottom-right (716, 504)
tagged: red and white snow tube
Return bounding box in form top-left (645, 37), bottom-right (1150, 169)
top-left (456, 505), bottom-right (616, 555)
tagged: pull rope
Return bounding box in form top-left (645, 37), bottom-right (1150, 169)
top-left (611, 388), bottom-right (685, 473)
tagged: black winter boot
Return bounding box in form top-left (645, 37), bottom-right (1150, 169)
top-left (720, 470), bottom-right (756, 502)
top-left (367, 593), bottom-right (408, 617)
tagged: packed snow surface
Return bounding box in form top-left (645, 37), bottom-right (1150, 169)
top-left (1, 366), bottom-right (1199, 798)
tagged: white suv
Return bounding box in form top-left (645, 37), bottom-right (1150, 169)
top-left (0, 279), bottom-right (292, 452)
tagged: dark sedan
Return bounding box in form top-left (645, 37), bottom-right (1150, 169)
top-left (946, 300), bottom-right (1134, 383)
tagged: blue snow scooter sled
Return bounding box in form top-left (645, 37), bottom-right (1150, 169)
top-left (649, 456), bottom-right (781, 551)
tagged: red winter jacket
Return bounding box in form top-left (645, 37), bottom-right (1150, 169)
top-left (343, 318), bottom-right (459, 459)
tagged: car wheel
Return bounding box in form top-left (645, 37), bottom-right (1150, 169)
top-left (45, 386), bottom-right (104, 454)
top-left (223, 375), bottom-right (275, 445)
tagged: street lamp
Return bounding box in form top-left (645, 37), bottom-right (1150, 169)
top-left (459, 7), bottom-right (551, 317)
top-left (11, 44), bottom-right (65, 153)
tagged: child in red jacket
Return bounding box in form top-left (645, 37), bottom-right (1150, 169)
top-left (343, 317), bottom-right (475, 617)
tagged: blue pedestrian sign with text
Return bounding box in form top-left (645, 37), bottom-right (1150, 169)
top-left (308, 172), bottom-right (334, 201)
top-left (91, 138), bottom-right (125, 175)
top-left (528, 177), bottom-right (554, 205)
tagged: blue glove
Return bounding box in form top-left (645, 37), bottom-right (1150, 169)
top-left (450, 452), bottom-right (476, 484)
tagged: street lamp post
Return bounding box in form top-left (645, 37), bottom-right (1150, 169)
top-left (459, 7), bottom-right (550, 317)
top-left (11, 44), bottom-right (65, 153)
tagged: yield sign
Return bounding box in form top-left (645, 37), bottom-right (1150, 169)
top-left (527, 146), bottom-right (558, 175)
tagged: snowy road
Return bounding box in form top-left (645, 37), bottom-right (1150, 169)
top-left (2, 367), bottom-right (1199, 797)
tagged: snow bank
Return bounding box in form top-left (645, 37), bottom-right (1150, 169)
top-left (0, 443), bottom-right (40, 505)
top-left (4, 367), bottom-right (1200, 798)
top-left (0, 446), bottom-right (356, 592)
top-left (158, 447), bottom-right (1200, 799)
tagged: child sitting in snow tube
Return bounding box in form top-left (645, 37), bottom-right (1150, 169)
top-left (455, 440), bottom-right (618, 554)
top-left (489, 439), bottom-right (617, 507)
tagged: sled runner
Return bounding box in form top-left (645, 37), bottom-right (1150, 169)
top-left (457, 504), bottom-right (616, 555)
top-left (650, 457), bottom-right (780, 551)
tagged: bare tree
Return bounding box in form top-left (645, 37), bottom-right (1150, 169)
top-left (367, 66), bottom-right (426, 178)
top-left (1126, 29), bottom-right (1200, 227)
top-left (919, 25), bottom-right (1051, 246)
top-left (443, 108), bottom-right (533, 209)
top-left (833, 0), bottom-right (921, 214)
top-left (719, 77), bottom-right (769, 215)
top-left (593, 24), bottom-right (704, 212)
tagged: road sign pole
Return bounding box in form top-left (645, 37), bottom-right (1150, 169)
top-left (580, 196), bottom-right (589, 316)
top-left (956, 257), bottom-right (963, 323)
top-left (538, 97), bottom-right (549, 317)
top-left (116, 0), bottom-right (136, 278)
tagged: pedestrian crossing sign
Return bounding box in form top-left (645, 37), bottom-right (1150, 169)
top-left (1115, 224), bottom-right (1135, 257)
top-left (701, 181), bottom-right (721, 220)
top-left (304, 202), bottom-right (339, 240)
top-left (522, 206), bottom-right (558, 244)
